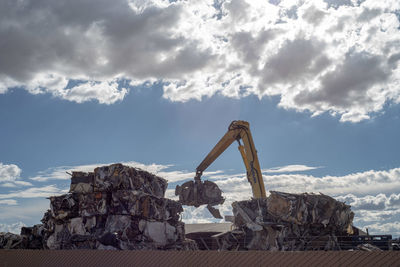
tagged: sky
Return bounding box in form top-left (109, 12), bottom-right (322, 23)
top-left (0, 0), bottom-right (400, 237)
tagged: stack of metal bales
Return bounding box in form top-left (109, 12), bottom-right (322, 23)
top-left (0, 225), bottom-right (44, 249)
top-left (216, 191), bottom-right (355, 251)
top-left (38, 163), bottom-right (193, 250)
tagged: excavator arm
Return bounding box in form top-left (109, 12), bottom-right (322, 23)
top-left (175, 121), bottom-right (266, 218)
top-left (194, 120), bottom-right (266, 198)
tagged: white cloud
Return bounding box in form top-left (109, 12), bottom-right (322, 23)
top-left (0, 162), bottom-right (21, 182)
top-left (0, 162), bottom-right (32, 188)
top-left (29, 161), bottom-right (221, 183)
top-left (13, 181), bottom-right (33, 186)
top-left (181, 205), bottom-right (225, 224)
top-left (0, 199), bottom-right (18, 205)
top-left (0, 222), bottom-right (26, 234)
top-left (263, 168), bottom-right (400, 196)
top-left (0, 198), bottom-right (50, 226)
top-left (263, 164), bottom-right (322, 173)
top-left (362, 222), bottom-right (400, 236)
top-left (0, 0), bottom-right (399, 121)
top-left (61, 80), bottom-right (128, 104)
top-left (336, 193), bottom-right (400, 210)
top-left (1, 183), bottom-right (19, 188)
top-left (0, 185), bottom-right (67, 199)
top-left (29, 161), bottom-right (171, 182)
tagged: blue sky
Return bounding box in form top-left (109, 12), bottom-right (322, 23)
top-left (1, 0), bottom-right (400, 236)
top-left (2, 84), bottom-right (400, 177)
top-left (2, 82), bottom-right (400, 235)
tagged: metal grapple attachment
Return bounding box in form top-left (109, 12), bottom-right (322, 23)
top-left (175, 180), bottom-right (225, 219)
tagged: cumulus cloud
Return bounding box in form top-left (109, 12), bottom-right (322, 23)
top-left (0, 222), bottom-right (26, 234)
top-left (263, 168), bottom-right (400, 196)
top-left (0, 162), bottom-right (32, 187)
top-left (0, 0), bottom-right (399, 121)
top-left (0, 185), bottom-right (67, 199)
top-left (337, 193), bottom-right (400, 210)
top-left (0, 198), bottom-right (50, 227)
top-left (0, 162), bottom-right (21, 182)
top-left (363, 222), bottom-right (400, 236)
top-left (29, 161), bottom-right (221, 183)
top-left (0, 199), bottom-right (18, 205)
top-left (263, 164), bottom-right (322, 173)
top-left (29, 161), bottom-right (172, 182)
top-left (338, 197), bottom-right (400, 235)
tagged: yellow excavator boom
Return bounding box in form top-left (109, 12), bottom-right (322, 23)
top-left (194, 120), bottom-right (266, 198)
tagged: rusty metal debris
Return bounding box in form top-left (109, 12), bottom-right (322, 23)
top-left (0, 232), bottom-right (26, 249)
top-left (0, 164), bottom-right (196, 250)
top-left (356, 243), bottom-right (382, 251)
top-left (215, 191), bottom-right (355, 251)
top-left (0, 225), bottom-right (44, 249)
top-left (1, 164), bottom-right (394, 252)
top-left (206, 204), bottom-right (223, 219)
top-left (175, 180), bottom-right (224, 218)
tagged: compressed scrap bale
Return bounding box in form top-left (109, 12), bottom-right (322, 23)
top-left (46, 221), bottom-right (98, 250)
top-left (139, 220), bottom-right (179, 246)
top-left (99, 215), bottom-right (186, 250)
top-left (68, 235), bottom-right (98, 249)
top-left (232, 199), bottom-right (270, 231)
top-left (82, 216), bottom-right (102, 234)
top-left (94, 164), bottom-right (167, 197)
top-left (20, 224), bottom-right (45, 249)
top-left (49, 194), bottom-right (79, 221)
top-left (0, 232), bottom-right (27, 249)
top-left (267, 191), bottom-right (354, 232)
top-left (2, 163), bottom-right (191, 251)
top-left (46, 223), bottom-right (70, 249)
top-left (68, 218), bottom-right (88, 235)
top-left (70, 171), bottom-right (94, 193)
top-left (111, 190), bottom-right (183, 222)
top-left (78, 192), bottom-right (109, 217)
top-left (103, 215), bottom-right (143, 250)
top-left (218, 191), bottom-right (355, 251)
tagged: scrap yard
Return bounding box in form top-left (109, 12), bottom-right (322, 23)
top-left (0, 163), bottom-right (397, 252)
top-left (2, 0), bottom-right (400, 265)
top-left (1, 121), bottom-right (399, 266)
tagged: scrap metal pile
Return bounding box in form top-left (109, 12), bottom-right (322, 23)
top-left (0, 164), bottom-right (196, 250)
top-left (0, 225), bottom-right (44, 249)
top-left (215, 191), bottom-right (355, 251)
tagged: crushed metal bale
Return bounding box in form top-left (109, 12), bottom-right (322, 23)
top-left (0, 163), bottom-right (196, 250)
top-left (215, 191), bottom-right (355, 251)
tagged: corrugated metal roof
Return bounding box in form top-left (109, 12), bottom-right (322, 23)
top-left (1, 250), bottom-right (400, 267)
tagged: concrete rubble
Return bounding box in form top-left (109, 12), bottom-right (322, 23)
top-left (215, 191), bottom-right (355, 251)
top-left (0, 164), bottom-right (197, 250)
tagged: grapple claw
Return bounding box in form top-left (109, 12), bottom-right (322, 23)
top-left (175, 180), bottom-right (224, 218)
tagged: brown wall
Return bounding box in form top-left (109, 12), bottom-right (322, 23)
top-left (1, 250), bottom-right (400, 267)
